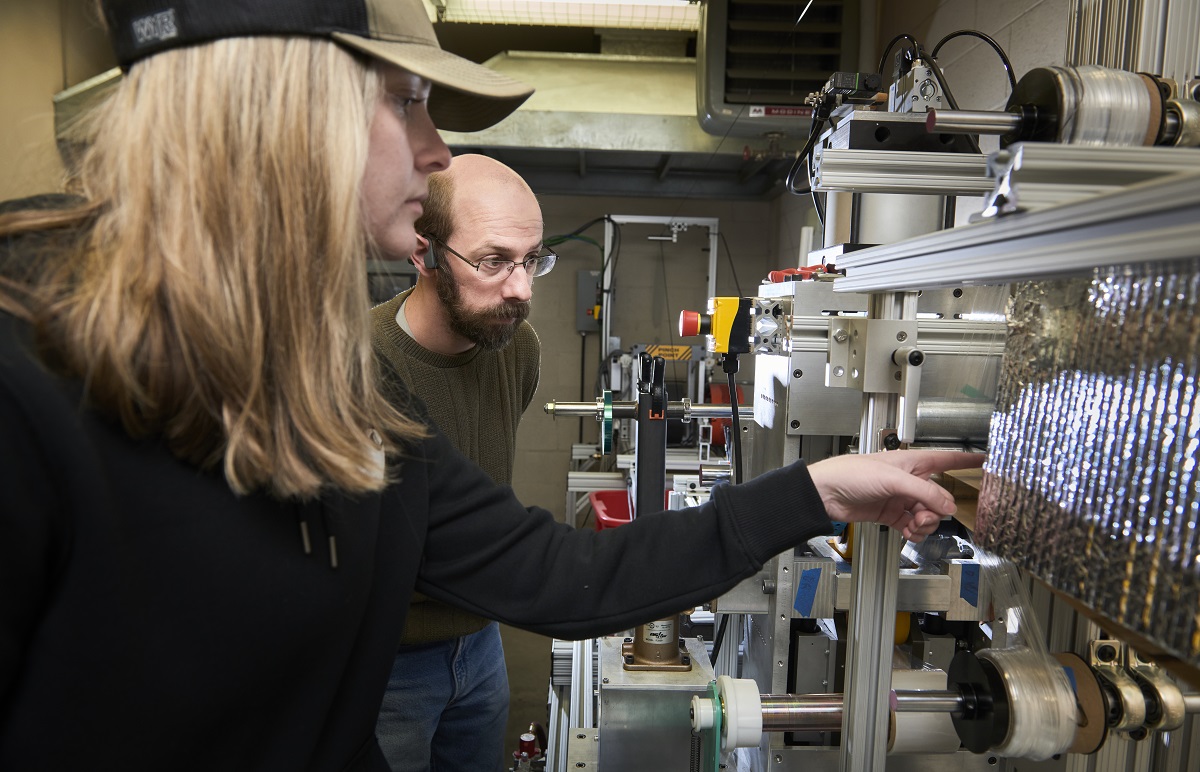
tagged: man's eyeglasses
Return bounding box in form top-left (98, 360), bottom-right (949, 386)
top-left (424, 233), bottom-right (557, 282)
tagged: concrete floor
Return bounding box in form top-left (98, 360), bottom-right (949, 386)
top-left (500, 625), bottom-right (554, 766)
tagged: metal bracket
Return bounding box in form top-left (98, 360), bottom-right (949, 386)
top-left (1127, 648), bottom-right (1186, 731)
top-left (1089, 640), bottom-right (1147, 732)
top-left (826, 318), bottom-right (919, 394)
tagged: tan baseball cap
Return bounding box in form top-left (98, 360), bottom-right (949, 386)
top-left (102, 0), bottom-right (534, 132)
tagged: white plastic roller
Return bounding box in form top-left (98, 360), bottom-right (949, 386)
top-left (689, 677), bottom-right (764, 749)
top-left (717, 675), bottom-right (763, 748)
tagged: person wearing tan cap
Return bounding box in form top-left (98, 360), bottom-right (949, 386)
top-left (0, 1), bottom-right (981, 769)
top-left (371, 155), bottom-right (548, 771)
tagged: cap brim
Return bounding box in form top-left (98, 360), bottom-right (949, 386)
top-left (332, 33), bottom-right (533, 132)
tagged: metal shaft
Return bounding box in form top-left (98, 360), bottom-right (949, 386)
top-left (926, 109), bottom-right (1024, 136)
top-left (761, 694), bottom-right (843, 732)
top-left (759, 690), bottom-right (967, 733)
top-left (759, 689), bottom-right (1200, 735)
top-left (544, 400), bottom-right (753, 420)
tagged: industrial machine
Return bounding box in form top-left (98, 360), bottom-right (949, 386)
top-left (541, 16), bottom-right (1200, 772)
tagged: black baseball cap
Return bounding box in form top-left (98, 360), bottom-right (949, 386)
top-left (101, 0), bottom-right (534, 132)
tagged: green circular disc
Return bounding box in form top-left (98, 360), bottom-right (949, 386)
top-left (601, 390), bottom-right (614, 455)
top-left (709, 679), bottom-right (722, 771)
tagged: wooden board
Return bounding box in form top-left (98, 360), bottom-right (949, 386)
top-left (936, 469), bottom-right (981, 532)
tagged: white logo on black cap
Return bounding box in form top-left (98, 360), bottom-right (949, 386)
top-left (132, 9), bottom-right (178, 47)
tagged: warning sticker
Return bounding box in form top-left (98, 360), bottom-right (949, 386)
top-left (645, 344), bottom-right (693, 361)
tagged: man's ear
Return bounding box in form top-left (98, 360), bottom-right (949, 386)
top-left (413, 235), bottom-right (437, 276)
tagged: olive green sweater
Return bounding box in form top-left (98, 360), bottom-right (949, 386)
top-left (371, 288), bottom-right (541, 643)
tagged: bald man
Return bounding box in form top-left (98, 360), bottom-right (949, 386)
top-left (371, 155), bottom-right (551, 772)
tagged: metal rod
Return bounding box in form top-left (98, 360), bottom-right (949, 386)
top-left (761, 694), bottom-right (843, 732)
top-left (759, 689), bottom-right (1200, 735)
top-left (925, 109), bottom-right (1024, 136)
top-left (759, 690), bottom-right (966, 734)
top-left (544, 400), bottom-right (754, 420)
top-left (893, 690), bottom-right (965, 714)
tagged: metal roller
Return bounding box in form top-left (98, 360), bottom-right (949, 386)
top-left (694, 664), bottom-right (1200, 755)
top-left (915, 398), bottom-right (993, 443)
top-left (548, 396), bottom-right (989, 442)
top-left (927, 65), bottom-right (1200, 148)
top-left (544, 397), bottom-right (754, 421)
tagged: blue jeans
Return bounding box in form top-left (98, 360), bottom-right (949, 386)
top-left (376, 622), bottom-right (510, 772)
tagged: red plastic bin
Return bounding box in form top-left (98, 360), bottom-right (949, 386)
top-left (587, 490), bottom-right (672, 531)
top-left (588, 490), bottom-right (633, 531)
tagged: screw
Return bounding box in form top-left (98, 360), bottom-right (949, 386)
top-left (894, 371), bottom-right (902, 381)
top-left (624, 637), bottom-right (633, 643)
top-left (577, 733), bottom-right (586, 739)
top-left (790, 420), bottom-right (800, 429)
top-left (883, 433), bottom-right (901, 451)
top-left (1097, 643), bottom-right (1117, 662)
top-left (577, 763), bottom-right (587, 768)
top-left (682, 656), bottom-right (691, 665)
top-left (602, 677), bottom-right (609, 683)
top-left (793, 369), bottom-right (803, 378)
top-left (953, 288), bottom-right (964, 298)
top-left (775, 755), bottom-right (783, 764)
top-left (896, 331), bottom-right (908, 342)
top-left (623, 654), bottom-right (634, 664)
top-left (833, 366), bottom-right (845, 377)
top-left (833, 329), bottom-right (848, 343)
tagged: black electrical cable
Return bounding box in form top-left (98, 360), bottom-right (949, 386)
top-left (716, 231), bottom-right (744, 297)
top-left (596, 220), bottom-right (622, 395)
top-left (809, 163), bottom-right (826, 230)
top-left (723, 355), bottom-right (743, 486)
top-left (562, 215), bottom-right (610, 239)
top-left (709, 613), bottom-right (731, 666)
top-left (784, 116), bottom-right (826, 196)
top-left (931, 30), bottom-right (1017, 93)
top-left (657, 242), bottom-right (684, 394)
top-left (877, 33), bottom-right (920, 78)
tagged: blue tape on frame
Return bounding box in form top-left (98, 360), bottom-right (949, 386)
top-left (794, 567), bottom-right (822, 617)
top-left (960, 563), bottom-right (980, 607)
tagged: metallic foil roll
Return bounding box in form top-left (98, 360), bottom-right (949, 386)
top-left (978, 260), bottom-right (1200, 665)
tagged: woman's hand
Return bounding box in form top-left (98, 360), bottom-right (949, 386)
top-left (808, 450), bottom-right (983, 542)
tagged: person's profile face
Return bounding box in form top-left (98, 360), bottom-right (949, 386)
top-left (362, 65), bottom-right (451, 261)
top-left (431, 180), bottom-right (542, 350)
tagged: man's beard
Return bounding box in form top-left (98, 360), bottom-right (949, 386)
top-left (435, 269), bottom-right (531, 351)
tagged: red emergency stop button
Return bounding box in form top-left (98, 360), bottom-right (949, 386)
top-left (678, 309), bottom-right (709, 337)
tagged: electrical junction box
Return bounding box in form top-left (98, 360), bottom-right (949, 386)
top-left (576, 269), bottom-right (601, 332)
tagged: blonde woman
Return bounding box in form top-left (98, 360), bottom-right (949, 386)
top-left (0, 1), bottom-right (979, 769)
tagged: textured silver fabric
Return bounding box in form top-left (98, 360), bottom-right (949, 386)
top-left (978, 260), bottom-right (1200, 664)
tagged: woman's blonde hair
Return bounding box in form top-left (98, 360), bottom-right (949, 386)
top-left (0, 36), bottom-right (427, 498)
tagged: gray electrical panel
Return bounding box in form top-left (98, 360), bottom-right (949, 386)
top-left (576, 270), bottom-right (601, 332)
